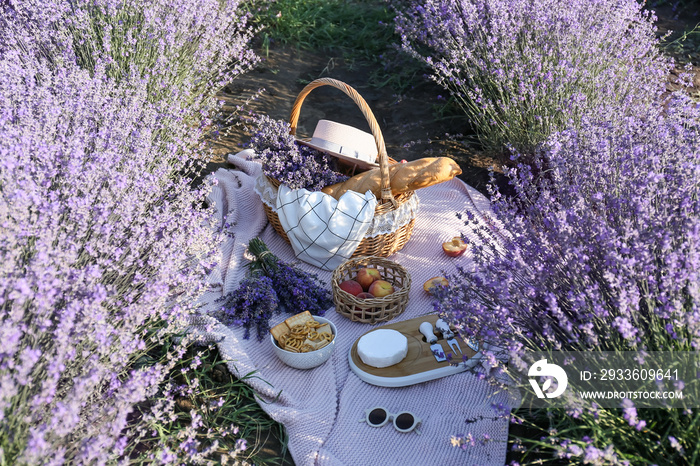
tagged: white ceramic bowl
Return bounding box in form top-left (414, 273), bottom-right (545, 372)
top-left (270, 316), bottom-right (337, 370)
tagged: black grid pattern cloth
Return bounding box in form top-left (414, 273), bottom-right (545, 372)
top-left (275, 185), bottom-right (378, 270)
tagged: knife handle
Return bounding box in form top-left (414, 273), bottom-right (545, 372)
top-left (435, 318), bottom-right (454, 338)
top-left (419, 322), bottom-right (438, 344)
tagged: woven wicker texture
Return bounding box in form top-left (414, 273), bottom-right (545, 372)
top-left (331, 256), bottom-right (411, 323)
top-left (263, 78), bottom-right (416, 258)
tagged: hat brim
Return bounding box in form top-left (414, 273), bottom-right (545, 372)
top-left (297, 138), bottom-right (380, 171)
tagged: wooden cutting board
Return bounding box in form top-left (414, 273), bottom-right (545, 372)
top-left (348, 314), bottom-right (482, 387)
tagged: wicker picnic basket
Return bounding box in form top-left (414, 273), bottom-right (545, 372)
top-left (331, 256), bottom-right (411, 323)
top-left (262, 78), bottom-right (417, 258)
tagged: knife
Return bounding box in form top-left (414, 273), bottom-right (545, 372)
top-left (419, 322), bottom-right (447, 362)
top-left (436, 318), bottom-right (479, 353)
top-left (435, 318), bottom-right (462, 355)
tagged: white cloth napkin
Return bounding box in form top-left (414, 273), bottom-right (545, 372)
top-left (275, 185), bottom-right (377, 270)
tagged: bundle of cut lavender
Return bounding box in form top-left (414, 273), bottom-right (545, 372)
top-left (216, 238), bottom-right (333, 340)
top-left (247, 114), bottom-right (348, 191)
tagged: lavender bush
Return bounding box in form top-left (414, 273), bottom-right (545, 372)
top-left (0, 0), bottom-right (256, 463)
top-left (248, 114), bottom-right (348, 191)
top-left (396, 0), bottom-right (671, 156)
top-left (435, 93), bottom-right (700, 463)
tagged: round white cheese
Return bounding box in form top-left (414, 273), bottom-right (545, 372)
top-left (357, 329), bottom-right (408, 368)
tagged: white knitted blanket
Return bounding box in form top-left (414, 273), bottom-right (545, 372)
top-left (193, 150), bottom-right (513, 466)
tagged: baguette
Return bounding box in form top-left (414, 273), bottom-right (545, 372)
top-left (321, 157), bottom-right (461, 200)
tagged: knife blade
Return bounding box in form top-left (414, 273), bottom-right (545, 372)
top-left (435, 318), bottom-right (462, 355)
top-left (419, 322), bottom-right (447, 362)
top-left (436, 318), bottom-right (479, 353)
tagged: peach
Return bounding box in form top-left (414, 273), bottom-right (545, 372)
top-left (339, 279), bottom-right (363, 297)
top-left (354, 292), bottom-right (376, 317)
top-left (423, 276), bottom-right (449, 295)
top-left (368, 279), bottom-right (394, 298)
top-left (442, 236), bottom-right (467, 257)
top-left (356, 267), bottom-right (382, 291)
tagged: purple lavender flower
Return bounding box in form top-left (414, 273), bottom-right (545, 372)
top-left (668, 435), bottom-right (684, 453)
top-left (432, 89), bottom-right (700, 461)
top-left (247, 114), bottom-right (348, 191)
top-left (235, 438), bottom-right (247, 452)
top-left (270, 260), bottom-right (333, 316)
top-left (396, 0), bottom-right (670, 155)
top-left (0, 0), bottom-right (256, 463)
top-left (583, 444), bottom-right (620, 464)
top-left (218, 274), bottom-right (279, 341)
top-left (621, 399), bottom-right (647, 431)
top-left (434, 92), bottom-right (700, 355)
top-left (216, 239), bottom-right (333, 340)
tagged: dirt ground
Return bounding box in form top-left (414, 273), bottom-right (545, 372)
top-left (655, 5), bottom-right (700, 96)
top-left (205, 5), bottom-right (700, 200)
top-left (206, 44), bottom-right (498, 194)
top-left (206, 6), bottom-right (699, 465)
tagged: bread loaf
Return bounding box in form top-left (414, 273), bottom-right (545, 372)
top-left (321, 157), bottom-right (462, 200)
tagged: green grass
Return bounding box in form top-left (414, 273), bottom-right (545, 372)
top-left (509, 406), bottom-right (700, 465)
top-left (662, 24), bottom-right (700, 68)
top-left (128, 340), bottom-right (290, 465)
top-left (248, 0), bottom-right (424, 92)
top-left (250, 0), bottom-right (394, 58)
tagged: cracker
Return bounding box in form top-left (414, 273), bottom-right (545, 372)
top-left (300, 343), bottom-right (314, 352)
top-left (270, 321), bottom-right (290, 342)
top-left (316, 323), bottom-right (332, 336)
top-left (274, 312), bottom-right (334, 353)
top-left (284, 310), bottom-right (314, 329)
top-left (303, 338), bottom-right (325, 350)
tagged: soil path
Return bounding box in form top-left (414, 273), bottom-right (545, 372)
top-left (655, 5), bottom-right (700, 96)
top-left (206, 45), bottom-right (497, 194)
top-left (205, 5), bottom-right (699, 196)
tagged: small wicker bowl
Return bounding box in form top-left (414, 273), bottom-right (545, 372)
top-left (331, 256), bottom-right (411, 324)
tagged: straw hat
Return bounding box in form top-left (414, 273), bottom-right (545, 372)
top-left (297, 120), bottom-right (380, 170)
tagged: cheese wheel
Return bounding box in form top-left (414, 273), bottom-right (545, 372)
top-left (357, 329), bottom-right (408, 368)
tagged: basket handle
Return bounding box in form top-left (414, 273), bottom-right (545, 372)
top-left (288, 78), bottom-right (396, 206)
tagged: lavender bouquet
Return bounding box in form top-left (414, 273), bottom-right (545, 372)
top-left (217, 238), bottom-right (333, 340)
top-left (248, 114), bottom-right (348, 191)
top-left (218, 273), bottom-right (280, 341)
